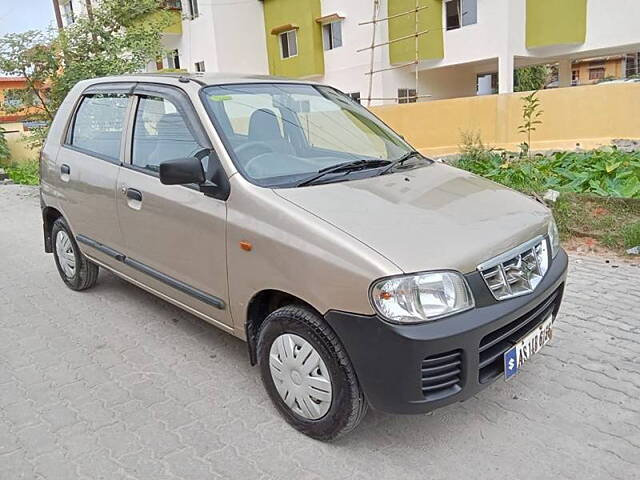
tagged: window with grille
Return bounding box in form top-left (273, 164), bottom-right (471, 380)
top-left (398, 88), bottom-right (417, 104)
top-left (195, 61), bottom-right (205, 72)
top-left (589, 67), bottom-right (605, 81)
top-left (626, 53), bottom-right (639, 78)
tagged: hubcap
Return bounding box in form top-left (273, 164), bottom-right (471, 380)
top-left (55, 230), bottom-right (76, 278)
top-left (269, 333), bottom-right (333, 420)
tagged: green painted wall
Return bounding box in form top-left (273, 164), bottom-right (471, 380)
top-left (526, 0), bottom-right (587, 48)
top-left (262, 0), bottom-right (324, 77)
top-left (388, 0), bottom-right (443, 64)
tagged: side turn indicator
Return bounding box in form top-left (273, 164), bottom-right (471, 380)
top-left (239, 241), bottom-right (253, 252)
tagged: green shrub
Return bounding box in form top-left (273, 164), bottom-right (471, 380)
top-left (456, 145), bottom-right (640, 199)
top-left (5, 160), bottom-right (39, 185)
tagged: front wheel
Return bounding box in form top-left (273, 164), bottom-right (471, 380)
top-left (52, 217), bottom-right (99, 291)
top-left (257, 305), bottom-right (367, 440)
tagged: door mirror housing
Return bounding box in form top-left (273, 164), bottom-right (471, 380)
top-left (159, 151), bottom-right (230, 201)
top-left (159, 156), bottom-right (206, 185)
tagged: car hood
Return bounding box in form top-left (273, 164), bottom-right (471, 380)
top-left (274, 163), bottom-right (551, 274)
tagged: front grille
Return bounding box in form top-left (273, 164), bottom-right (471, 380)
top-left (478, 287), bottom-right (561, 383)
top-left (478, 236), bottom-right (549, 301)
top-left (421, 350), bottom-right (463, 400)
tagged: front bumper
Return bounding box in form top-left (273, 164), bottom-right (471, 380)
top-left (324, 248), bottom-right (568, 414)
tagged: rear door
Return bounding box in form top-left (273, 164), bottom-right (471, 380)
top-left (115, 83), bottom-right (231, 328)
top-left (56, 83), bottom-right (134, 266)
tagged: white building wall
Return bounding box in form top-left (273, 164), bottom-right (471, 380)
top-left (161, 1), bottom-right (268, 75)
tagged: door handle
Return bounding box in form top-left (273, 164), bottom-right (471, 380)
top-left (60, 164), bottom-right (70, 175)
top-left (126, 188), bottom-right (143, 202)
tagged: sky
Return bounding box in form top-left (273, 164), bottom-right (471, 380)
top-left (0, 0), bottom-right (56, 36)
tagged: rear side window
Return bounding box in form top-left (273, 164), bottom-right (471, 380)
top-left (70, 94), bottom-right (129, 160)
top-left (131, 95), bottom-right (202, 173)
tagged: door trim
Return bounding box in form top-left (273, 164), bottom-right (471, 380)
top-left (83, 253), bottom-right (234, 334)
top-left (76, 235), bottom-right (226, 310)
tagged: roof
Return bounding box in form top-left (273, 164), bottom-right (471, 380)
top-left (0, 76), bottom-right (27, 83)
top-left (85, 72), bottom-right (323, 87)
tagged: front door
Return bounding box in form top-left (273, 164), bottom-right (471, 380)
top-left (115, 86), bottom-right (231, 328)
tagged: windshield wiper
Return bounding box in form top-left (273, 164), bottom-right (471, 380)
top-left (296, 159), bottom-right (390, 187)
top-left (378, 150), bottom-right (422, 175)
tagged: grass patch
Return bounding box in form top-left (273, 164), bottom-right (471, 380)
top-left (549, 193), bottom-right (640, 251)
top-left (454, 138), bottom-right (640, 255)
top-left (4, 160), bottom-right (39, 185)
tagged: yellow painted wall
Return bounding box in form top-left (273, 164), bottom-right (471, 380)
top-left (2, 122), bottom-right (36, 164)
top-left (526, 0), bottom-right (587, 48)
top-left (371, 84), bottom-right (640, 155)
top-left (388, 0), bottom-right (443, 64)
top-left (262, 0), bottom-right (324, 77)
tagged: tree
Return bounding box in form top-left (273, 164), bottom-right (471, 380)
top-left (515, 65), bottom-right (550, 92)
top-left (517, 90), bottom-right (543, 157)
top-left (0, 0), bottom-right (171, 149)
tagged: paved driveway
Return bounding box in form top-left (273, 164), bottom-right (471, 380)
top-left (1, 185), bottom-right (639, 480)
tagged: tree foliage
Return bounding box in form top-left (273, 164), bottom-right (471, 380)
top-left (0, 127), bottom-right (10, 165)
top-left (0, 0), bottom-right (171, 149)
top-left (515, 65), bottom-right (550, 93)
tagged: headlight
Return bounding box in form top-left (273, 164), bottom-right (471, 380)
top-left (548, 217), bottom-right (560, 258)
top-left (370, 271), bottom-right (474, 324)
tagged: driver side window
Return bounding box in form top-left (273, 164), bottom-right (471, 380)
top-left (132, 96), bottom-right (202, 173)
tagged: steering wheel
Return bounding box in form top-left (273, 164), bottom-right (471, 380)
top-left (235, 141), bottom-right (275, 160)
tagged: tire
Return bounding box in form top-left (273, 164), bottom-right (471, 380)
top-left (52, 217), bottom-right (99, 291)
top-left (257, 305), bottom-right (368, 440)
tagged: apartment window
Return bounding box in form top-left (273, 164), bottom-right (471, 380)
top-left (398, 88), bottom-right (417, 104)
top-left (477, 73), bottom-right (498, 95)
top-left (187, 0), bottom-right (199, 18)
top-left (62, 0), bottom-right (75, 24)
top-left (163, 0), bottom-right (182, 9)
top-left (167, 50), bottom-right (180, 69)
top-left (195, 61), bottom-right (205, 72)
top-left (589, 68), bottom-right (605, 81)
top-left (446, 0), bottom-right (477, 31)
top-left (347, 92), bottom-right (361, 104)
top-left (280, 30), bottom-right (298, 59)
top-left (322, 21), bottom-right (343, 50)
top-left (3, 89), bottom-right (24, 109)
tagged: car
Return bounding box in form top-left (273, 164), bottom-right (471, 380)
top-left (40, 73), bottom-right (568, 440)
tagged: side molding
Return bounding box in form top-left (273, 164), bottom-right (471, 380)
top-left (76, 235), bottom-right (226, 310)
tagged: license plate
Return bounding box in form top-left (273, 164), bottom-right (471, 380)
top-left (504, 315), bottom-right (554, 380)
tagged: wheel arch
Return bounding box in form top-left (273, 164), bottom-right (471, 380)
top-left (245, 289), bottom-right (320, 366)
top-left (42, 206), bottom-right (64, 253)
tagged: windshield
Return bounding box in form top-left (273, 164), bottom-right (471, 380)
top-left (201, 83), bottom-right (415, 187)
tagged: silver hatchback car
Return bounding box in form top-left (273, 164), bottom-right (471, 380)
top-left (41, 73), bottom-right (567, 439)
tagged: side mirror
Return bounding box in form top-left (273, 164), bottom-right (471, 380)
top-left (159, 156), bottom-right (205, 185)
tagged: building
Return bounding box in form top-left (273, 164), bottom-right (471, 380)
top-left (0, 77), bottom-right (42, 163)
top-left (53, 0), bottom-right (640, 104)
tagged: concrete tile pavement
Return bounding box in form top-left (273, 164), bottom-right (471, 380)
top-left (1, 185), bottom-right (639, 480)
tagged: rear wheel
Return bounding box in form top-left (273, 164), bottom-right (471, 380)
top-left (257, 305), bottom-right (367, 440)
top-left (52, 218), bottom-right (99, 291)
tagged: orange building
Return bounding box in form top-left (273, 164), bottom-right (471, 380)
top-left (0, 77), bottom-right (41, 163)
